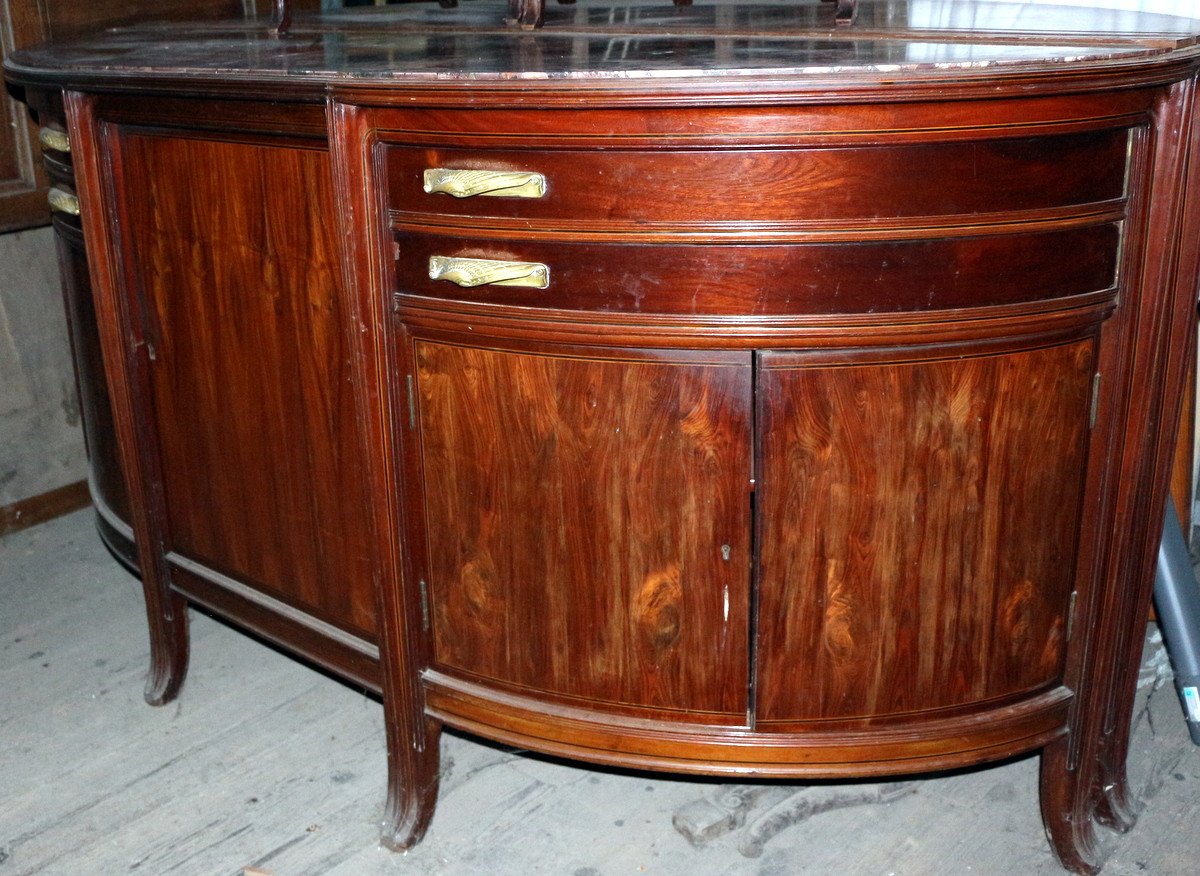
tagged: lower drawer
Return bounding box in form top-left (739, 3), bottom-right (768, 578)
top-left (395, 224), bottom-right (1120, 316)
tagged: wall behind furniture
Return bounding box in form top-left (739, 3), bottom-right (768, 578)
top-left (0, 1), bottom-right (294, 509)
top-left (0, 227), bottom-right (83, 505)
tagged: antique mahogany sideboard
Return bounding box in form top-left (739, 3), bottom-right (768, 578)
top-left (7, 2), bottom-right (1200, 871)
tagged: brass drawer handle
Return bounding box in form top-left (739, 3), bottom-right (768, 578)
top-left (423, 168), bottom-right (547, 199)
top-left (428, 256), bottom-right (549, 289)
top-left (48, 187), bottom-right (80, 216)
top-left (38, 127), bottom-right (71, 153)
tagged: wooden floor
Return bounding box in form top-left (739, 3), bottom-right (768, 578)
top-left (2, 509), bottom-right (1198, 875)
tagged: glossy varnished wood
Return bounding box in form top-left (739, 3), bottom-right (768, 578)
top-left (11, 5), bottom-right (1200, 873)
top-left (410, 338), bottom-right (752, 717)
top-left (112, 128), bottom-right (378, 639)
top-left (388, 129), bottom-right (1129, 231)
top-left (755, 338), bottom-right (1096, 724)
top-left (397, 224), bottom-right (1121, 315)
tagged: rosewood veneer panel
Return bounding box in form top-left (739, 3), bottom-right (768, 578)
top-left (755, 339), bottom-right (1096, 723)
top-left (116, 131), bottom-right (378, 639)
top-left (412, 339), bottom-right (752, 717)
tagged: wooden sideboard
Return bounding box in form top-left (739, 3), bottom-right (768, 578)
top-left (7, 2), bottom-right (1200, 872)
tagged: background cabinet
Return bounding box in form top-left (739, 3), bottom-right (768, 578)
top-left (0, 0), bottom-right (251, 233)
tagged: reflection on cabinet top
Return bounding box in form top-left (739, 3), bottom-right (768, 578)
top-left (7, 1), bottom-right (1200, 102)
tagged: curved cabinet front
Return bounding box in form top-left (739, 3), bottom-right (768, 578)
top-left (331, 86), bottom-right (1148, 816)
top-left (23, 90), bottom-right (137, 569)
top-left (11, 13), bottom-right (1198, 868)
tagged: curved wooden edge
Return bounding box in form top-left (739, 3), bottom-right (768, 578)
top-left (91, 477), bottom-right (139, 573)
top-left (423, 672), bottom-right (1072, 777)
top-left (143, 602), bottom-right (188, 706)
top-left (1039, 739), bottom-right (1114, 875)
top-left (396, 289), bottom-right (1117, 354)
top-left (380, 718), bottom-right (442, 850)
top-left (65, 90), bottom-right (192, 709)
top-left (1094, 772), bottom-right (1141, 834)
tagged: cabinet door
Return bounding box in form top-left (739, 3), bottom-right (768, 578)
top-left (755, 339), bottom-right (1095, 725)
top-left (114, 128), bottom-right (378, 639)
top-left (408, 338), bottom-right (752, 719)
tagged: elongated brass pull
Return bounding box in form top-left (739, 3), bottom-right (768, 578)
top-left (38, 127), bottom-right (71, 153)
top-left (423, 168), bottom-right (547, 199)
top-left (48, 187), bottom-right (80, 216)
top-left (428, 256), bottom-right (549, 289)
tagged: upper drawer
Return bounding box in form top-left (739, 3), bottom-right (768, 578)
top-left (386, 129), bottom-right (1129, 231)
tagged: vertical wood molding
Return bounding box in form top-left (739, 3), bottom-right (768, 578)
top-left (64, 89), bottom-right (190, 706)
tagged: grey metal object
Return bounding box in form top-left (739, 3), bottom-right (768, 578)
top-left (1152, 500), bottom-right (1200, 745)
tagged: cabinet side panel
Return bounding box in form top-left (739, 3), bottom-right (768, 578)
top-left (116, 131), bottom-right (378, 638)
top-left (54, 223), bottom-right (132, 525)
top-left (415, 341), bottom-right (751, 717)
top-left (756, 340), bottom-right (1094, 722)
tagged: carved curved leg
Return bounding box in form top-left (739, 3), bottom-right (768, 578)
top-left (1039, 740), bottom-right (1110, 875)
top-left (1094, 763), bottom-right (1139, 834)
top-left (141, 584), bottom-right (189, 706)
top-left (61, 94), bottom-right (192, 710)
top-left (380, 716), bottom-right (441, 850)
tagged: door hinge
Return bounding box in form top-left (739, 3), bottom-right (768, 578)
top-left (1089, 373), bottom-right (1102, 430)
top-left (1066, 590), bottom-right (1078, 642)
top-left (406, 374), bottom-right (417, 431)
top-left (418, 578), bottom-right (431, 632)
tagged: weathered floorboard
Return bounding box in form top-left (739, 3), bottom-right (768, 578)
top-left (2, 510), bottom-right (1197, 875)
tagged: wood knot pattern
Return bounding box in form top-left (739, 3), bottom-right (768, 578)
top-left (635, 564), bottom-right (684, 657)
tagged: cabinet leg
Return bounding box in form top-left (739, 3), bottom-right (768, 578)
top-left (142, 586), bottom-right (189, 706)
top-left (1094, 764), bottom-right (1139, 834)
top-left (380, 716), bottom-right (441, 850)
top-left (1039, 740), bottom-right (1109, 875)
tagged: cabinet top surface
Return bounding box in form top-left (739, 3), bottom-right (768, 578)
top-left (7, 0), bottom-right (1200, 98)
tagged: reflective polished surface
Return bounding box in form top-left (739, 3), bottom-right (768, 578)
top-left (7, 0), bottom-right (1200, 90)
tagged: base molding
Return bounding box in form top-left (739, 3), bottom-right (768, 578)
top-left (0, 479), bottom-right (90, 537)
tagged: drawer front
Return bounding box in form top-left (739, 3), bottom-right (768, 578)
top-left (396, 224), bottom-right (1120, 316)
top-left (387, 129), bottom-right (1128, 230)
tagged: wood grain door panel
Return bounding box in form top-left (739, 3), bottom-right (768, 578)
top-left (755, 339), bottom-right (1096, 724)
top-left (115, 130), bottom-right (378, 639)
top-left (411, 339), bottom-right (752, 718)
